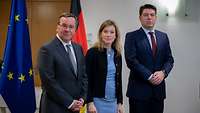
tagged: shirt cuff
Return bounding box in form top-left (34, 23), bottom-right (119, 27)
top-left (162, 70), bottom-right (167, 77)
top-left (148, 74), bottom-right (153, 80)
top-left (68, 100), bottom-right (75, 109)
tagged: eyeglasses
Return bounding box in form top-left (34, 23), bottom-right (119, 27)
top-left (59, 24), bottom-right (75, 30)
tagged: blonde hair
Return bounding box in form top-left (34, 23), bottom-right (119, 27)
top-left (93, 20), bottom-right (122, 56)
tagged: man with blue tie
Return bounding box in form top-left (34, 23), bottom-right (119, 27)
top-left (124, 4), bottom-right (174, 113)
top-left (38, 13), bottom-right (87, 113)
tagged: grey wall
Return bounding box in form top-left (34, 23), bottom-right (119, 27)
top-left (81, 0), bottom-right (200, 113)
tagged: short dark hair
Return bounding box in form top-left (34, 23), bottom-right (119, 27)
top-left (58, 12), bottom-right (79, 30)
top-left (139, 4), bottom-right (157, 16)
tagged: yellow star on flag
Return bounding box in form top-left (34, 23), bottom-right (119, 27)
top-left (29, 68), bottom-right (33, 77)
top-left (15, 15), bottom-right (20, 22)
top-left (7, 72), bottom-right (14, 80)
top-left (18, 74), bottom-right (25, 83)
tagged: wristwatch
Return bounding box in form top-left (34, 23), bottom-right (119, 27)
top-left (162, 70), bottom-right (167, 77)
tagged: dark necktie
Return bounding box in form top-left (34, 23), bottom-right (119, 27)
top-left (66, 45), bottom-right (77, 74)
top-left (148, 32), bottom-right (157, 57)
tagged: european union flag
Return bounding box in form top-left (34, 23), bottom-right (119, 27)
top-left (0, 0), bottom-right (36, 113)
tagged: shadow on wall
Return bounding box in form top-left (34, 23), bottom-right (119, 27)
top-left (154, 0), bottom-right (200, 22)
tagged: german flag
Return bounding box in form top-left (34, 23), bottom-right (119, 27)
top-left (70, 0), bottom-right (88, 55)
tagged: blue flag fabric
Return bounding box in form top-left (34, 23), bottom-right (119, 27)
top-left (0, 0), bottom-right (36, 113)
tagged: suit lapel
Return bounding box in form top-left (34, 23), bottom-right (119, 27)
top-left (139, 28), bottom-right (153, 56)
top-left (154, 30), bottom-right (161, 58)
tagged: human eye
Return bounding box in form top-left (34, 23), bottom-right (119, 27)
top-left (143, 13), bottom-right (149, 17)
top-left (68, 25), bottom-right (74, 29)
top-left (110, 31), bottom-right (115, 34)
top-left (150, 13), bottom-right (155, 17)
top-left (103, 30), bottom-right (108, 33)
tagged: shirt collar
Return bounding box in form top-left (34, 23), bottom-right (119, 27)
top-left (142, 27), bottom-right (155, 35)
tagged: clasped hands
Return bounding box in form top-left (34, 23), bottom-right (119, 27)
top-left (70, 98), bottom-right (84, 112)
top-left (149, 70), bottom-right (165, 85)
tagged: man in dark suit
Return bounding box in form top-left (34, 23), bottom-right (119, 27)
top-left (38, 13), bottom-right (87, 113)
top-left (124, 4), bottom-right (174, 113)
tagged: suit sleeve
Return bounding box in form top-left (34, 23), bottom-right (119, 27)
top-left (124, 33), bottom-right (152, 80)
top-left (117, 55), bottom-right (123, 104)
top-left (85, 49), bottom-right (95, 103)
top-left (162, 34), bottom-right (174, 77)
top-left (38, 46), bottom-right (73, 108)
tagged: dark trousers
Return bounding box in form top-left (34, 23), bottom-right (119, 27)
top-left (129, 98), bottom-right (164, 113)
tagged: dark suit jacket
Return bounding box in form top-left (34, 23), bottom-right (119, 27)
top-left (86, 47), bottom-right (123, 104)
top-left (38, 37), bottom-right (88, 113)
top-left (125, 28), bottom-right (174, 100)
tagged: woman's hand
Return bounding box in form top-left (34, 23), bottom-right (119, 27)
top-left (117, 103), bottom-right (123, 113)
top-left (87, 102), bottom-right (97, 113)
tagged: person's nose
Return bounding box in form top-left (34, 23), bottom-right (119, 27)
top-left (147, 14), bottom-right (152, 19)
top-left (64, 27), bottom-right (71, 32)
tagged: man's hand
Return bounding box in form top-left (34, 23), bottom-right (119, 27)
top-left (70, 100), bottom-right (83, 112)
top-left (149, 71), bottom-right (165, 85)
top-left (117, 103), bottom-right (123, 113)
top-left (79, 98), bottom-right (84, 106)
